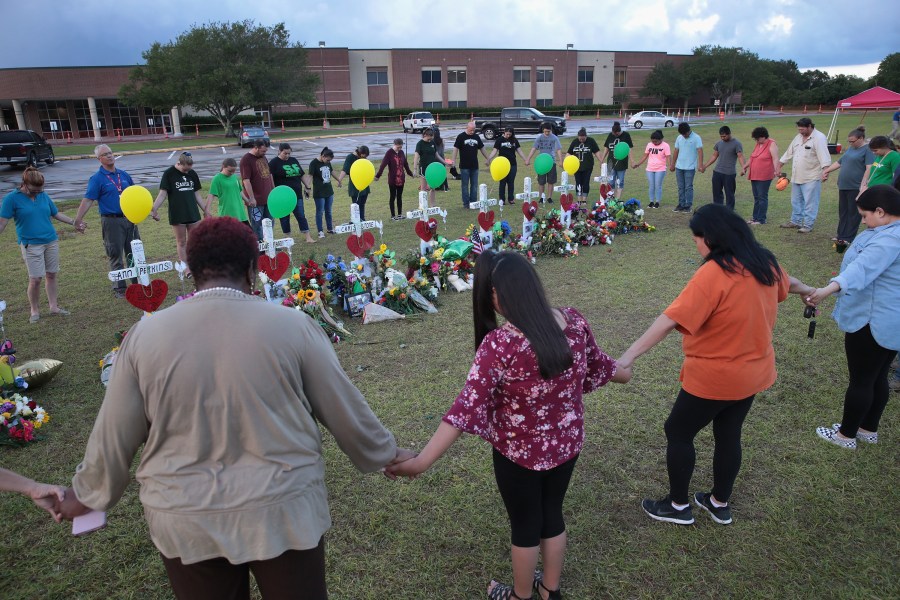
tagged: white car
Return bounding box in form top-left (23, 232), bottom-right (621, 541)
top-left (627, 111), bottom-right (675, 129)
top-left (402, 111), bottom-right (435, 133)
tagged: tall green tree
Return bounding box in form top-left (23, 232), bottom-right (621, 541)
top-left (120, 21), bottom-right (319, 136)
top-left (683, 46), bottom-right (764, 105)
top-left (873, 52), bottom-right (900, 91)
top-left (641, 62), bottom-right (691, 108)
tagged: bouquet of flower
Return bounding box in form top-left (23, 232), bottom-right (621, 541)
top-left (0, 393), bottom-right (49, 446)
top-left (323, 255), bottom-right (350, 303)
top-left (529, 209), bottom-right (579, 257)
top-left (605, 198), bottom-right (656, 234)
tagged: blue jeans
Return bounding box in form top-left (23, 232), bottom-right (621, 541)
top-left (711, 171), bottom-right (737, 209)
top-left (790, 180), bottom-right (822, 229)
top-left (460, 168), bottom-right (478, 208)
top-left (611, 169), bottom-right (626, 190)
top-left (314, 195), bottom-right (334, 233)
top-left (499, 163), bottom-right (517, 202)
top-left (646, 170), bottom-right (666, 203)
top-left (279, 199), bottom-right (310, 234)
top-left (675, 168), bottom-right (695, 208)
top-left (750, 179), bottom-right (771, 223)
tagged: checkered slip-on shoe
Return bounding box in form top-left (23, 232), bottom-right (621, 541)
top-left (816, 426), bottom-right (857, 449)
top-left (832, 424), bottom-right (877, 444)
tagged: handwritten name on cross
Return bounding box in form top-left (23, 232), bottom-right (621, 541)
top-left (258, 218), bottom-right (296, 259)
top-left (470, 184), bottom-right (501, 249)
top-left (407, 192), bottom-right (447, 254)
top-left (553, 171), bottom-right (577, 227)
top-left (333, 203), bottom-right (384, 238)
top-left (516, 176), bottom-right (540, 246)
top-left (108, 239), bottom-right (174, 286)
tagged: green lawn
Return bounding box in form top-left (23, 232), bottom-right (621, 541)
top-left (1, 113), bottom-right (897, 599)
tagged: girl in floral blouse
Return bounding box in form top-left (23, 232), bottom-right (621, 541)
top-left (388, 250), bottom-right (631, 600)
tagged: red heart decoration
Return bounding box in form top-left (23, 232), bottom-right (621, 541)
top-left (258, 251), bottom-right (290, 281)
top-left (125, 280), bottom-right (169, 312)
top-left (346, 232), bottom-right (376, 258)
top-left (598, 183), bottom-right (611, 199)
top-left (477, 210), bottom-right (495, 231)
top-left (521, 200), bottom-right (538, 220)
top-left (415, 219), bottom-right (437, 242)
top-left (560, 194), bottom-right (575, 212)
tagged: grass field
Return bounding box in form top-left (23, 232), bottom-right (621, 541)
top-left (1, 114), bottom-right (897, 599)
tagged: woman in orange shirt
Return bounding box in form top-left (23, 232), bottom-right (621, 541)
top-left (618, 204), bottom-right (812, 525)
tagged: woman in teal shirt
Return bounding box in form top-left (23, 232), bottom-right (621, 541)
top-left (0, 167), bottom-right (84, 323)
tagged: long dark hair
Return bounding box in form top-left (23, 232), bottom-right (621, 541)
top-left (472, 250), bottom-right (573, 379)
top-left (689, 204), bottom-right (781, 286)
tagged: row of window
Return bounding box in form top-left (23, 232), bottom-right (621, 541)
top-left (370, 67), bottom-right (627, 87)
top-left (35, 100), bottom-right (170, 135)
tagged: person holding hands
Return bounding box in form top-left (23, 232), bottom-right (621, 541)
top-left (525, 123), bottom-right (564, 204)
top-left (0, 467), bottom-right (66, 522)
top-left (806, 185), bottom-right (900, 449)
top-left (702, 126), bottom-right (745, 210)
top-left (151, 152), bottom-right (206, 276)
top-left (742, 127), bottom-right (780, 225)
top-left (389, 250), bottom-right (630, 600)
top-left (375, 138), bottom-right (415, 220)
top-left (631, 130), bottom-right (670, 208)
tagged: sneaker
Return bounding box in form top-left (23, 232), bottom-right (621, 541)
top-left (318, 231), bottom-right (325, 239)
top-left (780, 222), bottom-right (800, 229)
top-left (540, 198), bottom-right (546, 204)
top-left (546, 198), bottom-right (554, 204)
top-left (694, 492), bottom-right (733, 524)
top-left (327, 230), bottom-right (336, 235)
top-left (673, 206), bottom-right (685, 212)
top-left (390, 215), bottom-right (401, 221)
top-left (653, 202), bottom-right (660, 208)
top-left (832, 424), bottom-right (878, 444)
top-left (815, 425), bottom-right (857, 449)
top-left (641, 496), bottom-right (694, 525)
top-left (798, 227), bottom-right (813, 233)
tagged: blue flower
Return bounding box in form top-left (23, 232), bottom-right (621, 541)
top-left (326, 254), bottom-right (335, 262)
top-left (14, 377), bottom-right (28, 389)
top-left (325, 272), bottom-right (333, 281)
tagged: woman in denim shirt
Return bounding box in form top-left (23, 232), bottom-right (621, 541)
top-left (805, 185), bottom-right (900, 449)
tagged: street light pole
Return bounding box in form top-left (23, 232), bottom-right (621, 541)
top-left (319, 41), bottom-right (329, 128)
top-left (565, 43), bottom-right (574, 112)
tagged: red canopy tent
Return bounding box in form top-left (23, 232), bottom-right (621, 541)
top-left (827, 86), bottom-right (900, 142)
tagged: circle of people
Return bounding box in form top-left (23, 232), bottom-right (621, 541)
top-left (0, 117), bottom-right (899, 600)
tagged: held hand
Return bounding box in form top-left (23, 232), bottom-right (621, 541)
top-left (382, 448), bottom-right (418, 481)
top-left (805, 288), bottom-right (830, 306)
top-left (669, 166), bottom-right (675, 172)
top-left (150, 209), bottom-right (160, 222)
top-left (29, 483), bottom-right (67, 523)
top-left (58, 487), bottom-right (90, 521)
top-left (75, 221), bottom-right (87, 233)
top-left (385, 455), bottom-right (427, 479)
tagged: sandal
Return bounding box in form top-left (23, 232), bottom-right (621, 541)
top-left (488, 579), bottom-right (530, 600)
top-left (533, 571), bottom-right (562, 600)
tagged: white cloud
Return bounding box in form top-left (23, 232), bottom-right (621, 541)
top-left (675, 14), bottom-right (720, 37)
top-left (760, 15), bottom-right (794, 36)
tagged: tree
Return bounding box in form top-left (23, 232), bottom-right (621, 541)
top-left (641, 62), bottom-right (691, 108)
top-left (873, 52), bottom-right (900, 91)
top-left (683, 46), bottom-right (764, 106)
top-left (120, 21), bottom-right (319, 136)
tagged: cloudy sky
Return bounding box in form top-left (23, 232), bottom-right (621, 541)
top-left (1, 0), bottom-right (887, 78)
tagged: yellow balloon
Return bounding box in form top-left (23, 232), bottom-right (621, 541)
top-left (489, 156), bottom-right (511, 182)
top-left (563, 155), bottom-right (580, 176)
top-left (120, 185), bottom-right (153, 224)
top-left (349, 159), bottom-right (375, 191)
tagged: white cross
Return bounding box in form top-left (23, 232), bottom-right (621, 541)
top-left (553, 171), bottom-right (576, 195)
top-left (407, 192), bottom-right (446, 254)
top-left (108, 240), bottom-right (174, 287)
top-left (515, 176), bottom-right (540, 204)
top-left (258, 218), bottom-right (296, 259)
top-left (333, 203), bottom-right (384, 237)
top-left (470, 184), bottom-right (499, 249)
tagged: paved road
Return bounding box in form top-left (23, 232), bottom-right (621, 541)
top-left (1, 117), bottom-right (724, 201)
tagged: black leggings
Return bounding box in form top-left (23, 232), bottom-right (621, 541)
top-left (840, 324), bottom-right (896, 437)
top-left (389, 184), bottom-right (404, 216)
top-left (664, 388), bottom-right (754, 505)
top-left (493, 448), bottom-right (577, 548)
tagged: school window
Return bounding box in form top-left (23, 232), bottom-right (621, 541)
top-left (535, 98), bottom-right (552, 107)
top-left (577, 68), bottom-right (594, 83)
top-left (423, 101), bottom-right (443, 109)
top-left (614, 68), bottom-right (627, 88)
top-left (421, 69), bottom-right (441, 84)
top-left (576, 98), bottom-right (593, 105)
top-left (513, 99), bottom-right (530, 107)
top-left (447, 69), bottom-right (467, 84)
top-left (536, 69), bottom-right (553, 82)
top-left (448, 100), bottom-right (467, 108)
top-left (366, 69), bottom-right (388, 86)
top-left (368, 103), bottom-right (389, 109)
top-left (513, 68), bottom-right (530, 83)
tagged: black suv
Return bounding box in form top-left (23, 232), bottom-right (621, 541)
top-left (0, 130), bottom-right (55, 167)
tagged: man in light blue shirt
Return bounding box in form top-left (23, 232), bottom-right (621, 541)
top-left (670, 123), bottom-right (704, 212)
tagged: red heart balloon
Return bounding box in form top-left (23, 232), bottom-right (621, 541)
top-left (598, 183), bottom-right (611, 199)
top-left (560, 194), bottom-right (575, 211)
top-left (521, 201), bottom-right (538, 220)
top-left (477, 210), bottom-right (495, 231)
top-left (125, 280), bottom-right (168, 312)
top-left (415, 219), bottom-right (437, 242)
top-left (258, 251), bottom-right (290, 281)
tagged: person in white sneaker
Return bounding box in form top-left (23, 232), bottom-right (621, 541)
top-left (806, 185), bottom-right (900, 449)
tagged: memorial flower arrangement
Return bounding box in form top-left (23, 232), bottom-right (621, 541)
top-left (529, 209), bottom-right (578, 258)
top-left (277, 258), bottom-right (351, 341)
top-left (0, 393), bottom-right (49, 446)
top-left (569, 203), bottom-right (613, 246)
top-left (605, 198), bottom-right (656, 234)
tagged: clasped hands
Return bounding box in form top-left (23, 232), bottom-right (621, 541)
top-left (382, 447), bottom-right (426, 480)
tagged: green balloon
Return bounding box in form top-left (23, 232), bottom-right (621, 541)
top-left (268, 185), bottom-right (298, 219)
top-left (424, 162), bottom-right (447, 189)
top-left (534, 154), bottom-right (554, 176)
top-left (613, 142), bottom-right (631, 161)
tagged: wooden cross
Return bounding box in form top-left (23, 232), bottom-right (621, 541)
top-left (258, 218), bottom-right (296, 259)
top-left (108, 240), bottom-right (174, 287)
top-left (553, 171), bottom-right (577, 227)
top-left (407, 191), bottom-right (447, 255)
top-left (471, 184), bottom-right (500, 249)
top-left (333, 204), bottom-right (384, 239)
top-left (514, 176), bottom-right (540, 204)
